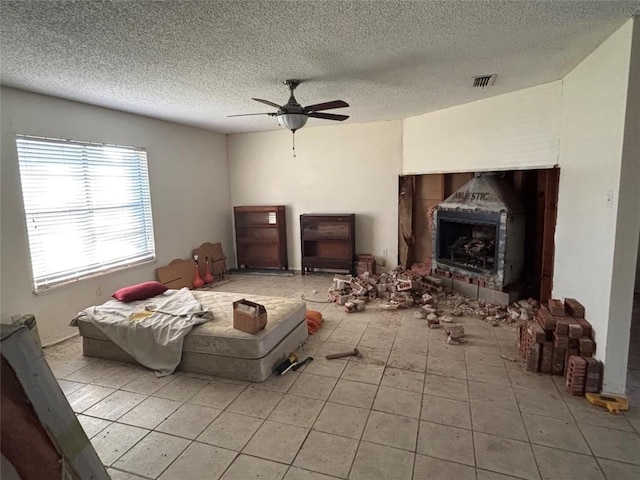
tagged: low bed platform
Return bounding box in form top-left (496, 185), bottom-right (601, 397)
top-left (75, 291), bottom-right (308, 382)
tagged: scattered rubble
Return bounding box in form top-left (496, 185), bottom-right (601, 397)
top-left (326, 267), bottom-right (539, 329)
top-left (343, 299), bottom-right (366, 313)
top-left (444, 324), bottom-right (466, 344)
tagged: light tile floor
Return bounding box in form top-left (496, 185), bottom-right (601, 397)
top-left (45, 273), bottom-right (640, 480)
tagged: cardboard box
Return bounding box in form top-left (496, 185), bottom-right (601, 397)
top-left (233, 299), bottom-right (267, 334)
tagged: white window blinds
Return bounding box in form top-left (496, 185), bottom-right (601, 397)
top-left (16, 135), bottom-right (156, 292)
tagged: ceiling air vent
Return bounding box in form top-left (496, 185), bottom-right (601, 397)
top-left (472, 74), bottom-right (497, 88)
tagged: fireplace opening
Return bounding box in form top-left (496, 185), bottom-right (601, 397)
top-left (432, 173), bottom-right (525, 290)
top-left (437, 218), bottom-right (498, 273)
top-left (398, 168), bottom-right (559, 302)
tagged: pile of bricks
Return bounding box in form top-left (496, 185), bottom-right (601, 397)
top-left (326, 269), bottom-right (445, 313)
top-left (565, 356), bottom-right (588, 395)
top-left (518, 297), bottom-right (602, 394)
top-left (353, 254), bottom-right (376, 275)
top-left (435, 268), bottom-right (492, 289)
top-left (565, 355), bottom-right (603, 396)
top-left (326, 266), bottom-right (538, 326)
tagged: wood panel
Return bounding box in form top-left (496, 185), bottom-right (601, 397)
top-left (398, 176), bottom-right (415, 268)
top-left (156, 258), bottom-right (194, 289)
top-left (1, 357), bottom-right (62, 479)
top-left (413, 174), bottom-right (445, 264)
top-left (537, 168), bottom-right (560, 303)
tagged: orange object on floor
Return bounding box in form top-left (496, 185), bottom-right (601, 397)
top-left (306, 310), bottom-right (323, 335)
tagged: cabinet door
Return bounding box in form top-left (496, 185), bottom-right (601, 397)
top-left (235, 210), bottom-right (279, 226)
top-left (237, 243), bottom-right (281, 266)
top-left (301, 216), bottom-right (352, 239)
top-left (235, 225), bottom-right (280, 242)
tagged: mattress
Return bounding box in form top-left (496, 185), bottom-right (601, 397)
top-left (76, 291), bottom-right (308, 382)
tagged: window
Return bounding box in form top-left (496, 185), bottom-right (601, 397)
top-left (16, 135), bottom-right (156, 292)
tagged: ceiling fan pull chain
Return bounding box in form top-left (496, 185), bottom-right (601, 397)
top-left (292, 132), bottom-right (296, 158)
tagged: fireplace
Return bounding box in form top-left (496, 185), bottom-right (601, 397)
top-left (432, 173), bottom-right (525, 290)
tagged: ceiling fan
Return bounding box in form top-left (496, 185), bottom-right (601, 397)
top-left (229, 79), bottom-right (350, 133)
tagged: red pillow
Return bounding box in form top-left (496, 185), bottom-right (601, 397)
top-left (112, 281), bottom-right (168, 302)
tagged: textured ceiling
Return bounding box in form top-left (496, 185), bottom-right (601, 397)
top-left (1, 1), bottom-right (639, 134)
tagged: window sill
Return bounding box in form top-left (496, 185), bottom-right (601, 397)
top-left (33, 258), bottom-right (157, 295)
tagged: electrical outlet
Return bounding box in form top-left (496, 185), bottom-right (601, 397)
top-left (383, 249), bottom-right (388, 257)
top-left (96, 286), bottom-right (102, 296)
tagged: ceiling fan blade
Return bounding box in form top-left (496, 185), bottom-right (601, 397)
top-left (308, 112), bottom-right (349, 121)
top-left (252, 98), bottom-right (283, 109)
top-left (304, 100), bottom-right (349, 112)
top-left (227, 112), bottom-right (275, 117)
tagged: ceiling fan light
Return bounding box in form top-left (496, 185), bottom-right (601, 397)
top-left (278, 113), bottom-right (308, 132)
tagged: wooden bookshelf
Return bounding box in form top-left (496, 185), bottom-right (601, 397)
top-left (300, 214), bottom-right (355, 275)
top-left (234, 205), bottom-right (288, 269)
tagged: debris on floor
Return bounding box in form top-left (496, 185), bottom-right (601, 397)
top-left (305, 310), bottom-right (324, 335)
top-left (274, 352), bottom-right (299, 375)
top-left (325, 267), bottom-right (539, 330)
top-left (344, 299), bottom-right (366, 313)
top-left (326, 348), bottom-right (362, 360)
top-left (585, 392), bottom-right (629, 414)
top-left (444, 324), bottom-right (466, 344)
top-left (427, 315), bottom-right (440, 329)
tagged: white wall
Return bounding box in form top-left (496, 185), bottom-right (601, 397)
top-left (553, 20), bottom-right (636, 394)
top-left (401, 20), bottom-right (636, 394)
top-left (632, 24), bottom-right (640, 295)
top-left (608, 17), bottom-right (640, 390)
top-left (227, 121), bottom-right (402, 269)
top-left (0, 88), bottom-right (232, 345)
top-left (402, 81), bottom-right (562, 175)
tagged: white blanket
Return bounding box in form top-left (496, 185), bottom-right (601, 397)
top-left (74, 288), bottom-right (212, 376)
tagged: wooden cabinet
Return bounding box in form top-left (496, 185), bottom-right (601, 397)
top-left (234, 206), bottom-right (288, 269)
top-left (300, 214), bottom-right (355, 275)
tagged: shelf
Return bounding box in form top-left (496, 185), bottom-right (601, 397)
top-left (300, 213), bottom-right (355, 275)
top-left (237, 238), bottom-right (279, 244)
top-left (234, 205), bottom-right (288, 270)
top-left (302, 235), bottom-right (350, 241)
top-left (235, 224), bottom-right (279, 228)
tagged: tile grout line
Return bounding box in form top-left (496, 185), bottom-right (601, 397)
top-left (516, 341), bottom-right (632, 478)
top-left (111, 377), bottom-right (242, 477)
top-left (228, 370), bottom-right (307, 476)
top-left (341, 315), bottom-right (391, 479)
top-left (414, 330), bottom-right (431, 476)
top-left (463, 334), bottom-right (479, 472)
top-left (497, 322), bottom-right (544, 480)
top-left (558, 373), bottom-right (631, 478)
top-left (106, 465), bottom-right (155, 480)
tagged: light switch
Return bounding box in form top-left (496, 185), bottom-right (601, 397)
top-left (606, 190), bottom-right (613, 208)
